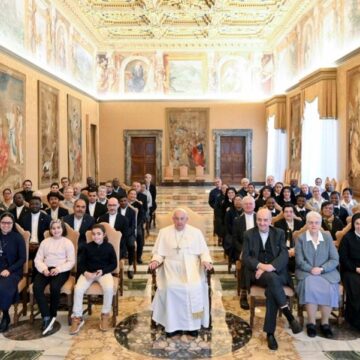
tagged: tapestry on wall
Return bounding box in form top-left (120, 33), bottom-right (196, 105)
top-left (38, 81), bottom-right (59, 187)
top-left (0, 64), bottom-right (26, 191)
top-left (166, 108), bottom-right (209, 172)
top-left (347, 65), bottom-right (360, 194)
top-left (67, 94), bottom-right (82, 183)
top-left (289, 94), bottom-right (302, 172)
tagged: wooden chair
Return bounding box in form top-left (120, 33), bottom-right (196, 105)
top-left (179, 165), bottom-right (189, 182)
top-left (195, 165), bottom-right (205, 183)
top-left (271, 212), bottom-right (284, 225)
top-left (163, 165), bottom-right (174, 183)
top-left (84, 223), bottom-right (121, 327)
top-left (335, 223), bottom-right (351, 248)
top-left (13, 223), bottom-right (30, 326)
top-left (29, 223), bottom-right (79, 325)
top-left (249, 285), bottom-right (295, 328)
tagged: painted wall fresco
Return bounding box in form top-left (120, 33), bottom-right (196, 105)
top-left (0, 64), bottom-right (26, 191)
top-left (38, 81), bottom-right (59, 187)
top-left (0, 0), bottom-right (24, 47)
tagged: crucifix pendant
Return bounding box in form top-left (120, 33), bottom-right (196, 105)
top-left (175, 245), bottom-right (181, 254)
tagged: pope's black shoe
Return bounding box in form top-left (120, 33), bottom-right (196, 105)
top-left (240, 296), bottom-right (250, 310)
top-left (0, 316), bottom-right (10, 333)
top-left (127, 270), bottom-right (134, 279)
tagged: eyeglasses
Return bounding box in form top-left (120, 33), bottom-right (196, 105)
top-left (0, 221), bottom-right (13, 225)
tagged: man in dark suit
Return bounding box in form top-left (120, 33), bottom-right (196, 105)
top-left (274, 204), bottom-right (304, 273)
top-left (86, 189), bottom-right (107, 220)
top-left (128, 189), bottom-right (145, 264)
top-left (145, 173), bottom-right (157, 225)
top-left (59, 177), bottom-right (70, 194)
top-left (45, 192), bottom-right (69, 220)
top-left (208, 178), bottom-right (222, 209)
top-left (11, 192), bottom-right (30, 224)
top-left (330, 191), bottom-right (348, 225)
top-left (63, 199), bottom-right (95, 255)
top-left (232, 195), bottom-right (256, 309)
top-left (119, 195), bottom-right (137, 279)
top-left (19, 179), bottom-right (34, 203)
top-left (111, 178), bottom-right (127, 198)
top-left (97, 197), bottom-right (130, 268)
top-left (20, 196), bottom-right (51, 266)
top-left (321, 181), bottom-right (334, 200)
top-left (242, 208), bottom-right (301, 350)
top-left (82, 177), bottom-right (98, 193)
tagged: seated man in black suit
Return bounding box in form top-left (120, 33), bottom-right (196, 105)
top-left (63, 199), bottom-right (95, 256)
top-left (242, 208), bottom-right (302, 350)
top-left (232, 195), bottom-right (256, 310)
top-left (330, 191), bottom-right (348, 226)
top-left (46, 192), bottom-right (69, 220)
top-left (11, 192), bottom-right (30, 224)
top-left (20, 196), bottom-right (52, 277)
top-left (97, 185), bottom-right (108, 206)
top-left (119, 195), bottom-right (137, 279)
top-left (86, 188), bottom-right (107, 220)
top-left (59, 176), bottom-right (70, 194)
top-left (274, 204), bottom-right (304, 273)
top-left (144, 173), bottom-right (157, 226)
top-left (321, 182), bottom-right (334, 200)
top-left (97, 197), bottom-right (130, 265)
top-left (112, 178), bottom-right (127, 199)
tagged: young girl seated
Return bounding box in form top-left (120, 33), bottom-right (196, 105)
top-left (33, 219), bottom-right (75, 335)
top-left (70, 224), bottom-right (117, 334)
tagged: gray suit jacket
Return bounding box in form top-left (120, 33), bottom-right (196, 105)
top-left (295, 231), bottom-right (340, 284)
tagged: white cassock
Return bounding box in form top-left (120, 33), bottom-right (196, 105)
top-left (151, 224), bottom-right (212, 332)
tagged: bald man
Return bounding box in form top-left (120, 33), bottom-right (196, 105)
top-left (242, 208), bottom-right (302, 350)
top-left (149, 208), bottom-right (213, 338)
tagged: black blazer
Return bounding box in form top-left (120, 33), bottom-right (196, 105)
top-left (130, 200), bottom-right (146, 226)
top-left (242, 226), bottom-right (290, 290)
top-left (321, 216), bottom-right (344, 240)
top-left (294, 208), bottom-right (310, 222)
top-left (274, 218), bottom-right (304, 248)
top-left (20, 211), bottom-right (52, 243)
top-left (10, 206), bottom-right (30, 224)
top-left (333, 206), bottom-right (349, 226)
top-left (45, 207), bottom-right (69, 220)
top-left (136, 192), bottom-right (148, 214)
top-left (148, 183), bottom-right (157, 203)
top-left (121, 207), bottom-right (136, 237)
top-left (63, 213), bottom-right (95, 243)
top-left (86, 202), bottom-right (107, 220)
top-left (97, 213), bottom-right (129, 238)
top-left (232, 213), bottom-right (256, 258)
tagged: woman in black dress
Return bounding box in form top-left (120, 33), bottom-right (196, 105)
top-left (0, 212), bottom-right (26, 332)
top-left (339, 212), bottom-right (360, 330)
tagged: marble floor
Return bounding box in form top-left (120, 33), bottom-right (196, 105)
top-left (1, 186), bottom-right (360, 360)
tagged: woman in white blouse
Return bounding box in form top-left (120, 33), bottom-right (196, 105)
top-left (33, 219), bottom-right (75, 336)
top-left (306, 186), bottom-right (325, 213)
top-left (340, 188), bottom-right (358, 216)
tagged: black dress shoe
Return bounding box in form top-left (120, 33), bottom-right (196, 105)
top-left (166, 330), bottom-right (182, 338)
top-left (240, 296), bottom-right (250, 310)
top-left (266, 334), bottom-right (278, 350)
top-left (0, 317), bottom-right (10, 333)
top-left (187, 330), bottom-right (198, 337)
top-left (127, 270), bottom-right (134, 279)
top-left (306, 323), bottom-right (317, 338)
top-left (290, 319), bottom-right (302, 334)
top-left (320, 324), bottom-right (333, 339)
top-left (137, 259), bottom-right (143, 265)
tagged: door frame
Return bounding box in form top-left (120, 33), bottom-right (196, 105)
top-left (213, 129), bottom-right (253, 181)
top-left (124, 130), bottom-right (163, 185)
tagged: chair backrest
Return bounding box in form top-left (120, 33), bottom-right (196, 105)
top-left (86, 223), bottom-right (121, 274)
top-left (156, 206), bottom-right (206, 236)
top-left (195, 165), bottom-right (204, 177)
top-left (292, 224), bottom-right (308, 245)
top-left (179, 165), bottom-right (188, 177)
top-left (335, 222), bottom-right (351, 248)
top-left (164, 165), bottom-right (173, 178)
top-left (271, 212), bottom-right (284, 225)
top-left (43, 223), bottom-right (79, 272)
top-left (15, 223), bottom-right (30, 275)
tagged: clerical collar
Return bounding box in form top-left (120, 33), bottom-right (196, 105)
top-left (355, 231), bottom-right (360, 238)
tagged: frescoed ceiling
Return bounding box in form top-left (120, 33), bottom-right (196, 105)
top-left (57, 0), bottom-right (314, 50)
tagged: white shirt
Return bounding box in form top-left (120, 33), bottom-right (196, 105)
top-left (109, 213), bottom-right (117, 228)
top-left (120, 207), bottom-right (126, 216)
top-left (30, 212), bottom-right (41, 244)
top-left (74, 217), bottom-right (83, 232)
top-left (88, 202), bottom-right (96, 217)
top-left (306, 230), bottom-right (324, 250)
top-left (286, 220), bottom-right (294, 231)
top-left (16, 205), bottom-right (24, 219)
top-left (50, 208), bottom-right (59, 220)
top-left (244, 213), bottom-right (255, 230)
top-left (259, 231), bottom-right (269, 248)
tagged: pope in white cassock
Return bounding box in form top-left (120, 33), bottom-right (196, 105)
top-left (149, 208), bottom-right (213, 337)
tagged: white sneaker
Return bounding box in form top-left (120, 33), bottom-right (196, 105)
top-left (42, 317), bottom-right (56, 336)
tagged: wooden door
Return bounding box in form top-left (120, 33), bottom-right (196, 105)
top-left (131, 137), bottom-right (156, 183)
top-left (220, 136), bottom-right (246, 185)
